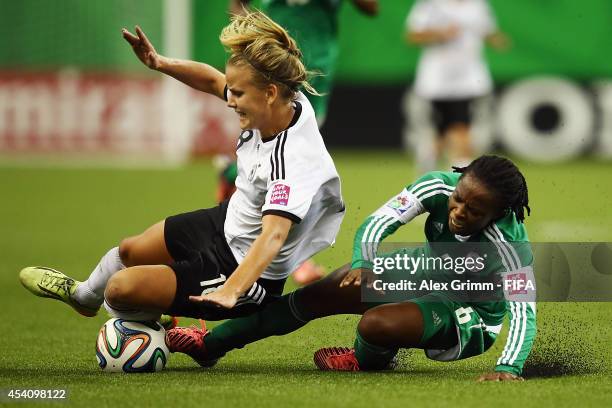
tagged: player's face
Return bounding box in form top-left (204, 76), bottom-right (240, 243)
top-left (225, 63), bottom-right (271, 130)
top-left (447, 174), bottom-right (503, 236)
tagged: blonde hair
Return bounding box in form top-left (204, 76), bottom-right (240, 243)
top-left (220, 10), bottom-right (319, 99)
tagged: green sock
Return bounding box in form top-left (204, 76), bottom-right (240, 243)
top-left (204, 290), bottom-right (310, 359)
top-left (354, 331), bottom-right (398, 370)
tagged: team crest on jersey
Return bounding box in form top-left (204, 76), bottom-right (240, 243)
top-left (386, 192), bottom-right (414, 216)
top-left (270, 183), bottom-right (290, 206)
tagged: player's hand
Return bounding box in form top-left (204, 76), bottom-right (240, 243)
top-left (189, 287), bottom-right (238, 309)
top-left (122, 26), bottom-right (162, 70)
top-left (477, 372), bottom-right (524, 382)
top-left (339, 268), bottom-right (381, 292)
top-left (340, 268), bottom-right (364, 287)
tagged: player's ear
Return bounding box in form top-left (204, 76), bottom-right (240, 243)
top-left (265, 83), bottom-right (279, 105)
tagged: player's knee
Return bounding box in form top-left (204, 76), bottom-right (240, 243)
top-left (119, 237), bottom-right (139, 267)
top-left (358, 308), bottom-right (398, 345)
top-left (104, 273), bottom-right (138, 308)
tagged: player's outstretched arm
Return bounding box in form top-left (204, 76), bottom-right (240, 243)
top-left (478, 300), bottom-right (536, 382)
top-left (190, 214), bottom-right (292, 309)
top-left (406, 26), bottom-right (459, 45)
top-left (122, 26), bottom-right (226, 100)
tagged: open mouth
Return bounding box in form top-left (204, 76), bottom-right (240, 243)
top-left (450, 217), bottom-right (464, 230)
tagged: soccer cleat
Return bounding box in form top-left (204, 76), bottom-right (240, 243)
top-left (159, 315), bottom-right (179, 330)
top-left (313, 347), bottom-right (360, 371)
top-left (165, 321), bottom-right (219, 368)
top-left (19, 266), bottom-right (98, 317)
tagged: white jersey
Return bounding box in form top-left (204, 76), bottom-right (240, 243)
top-left (224, 91), bottom-right (345, 280)
top-left (407, 0), bottom-right (497, 100)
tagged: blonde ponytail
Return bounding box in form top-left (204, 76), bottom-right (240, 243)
top-left (220, 10), bottom-right (320, 99)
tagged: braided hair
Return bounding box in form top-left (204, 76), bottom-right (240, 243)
top-left (452, 155), bottom-right (531, 223)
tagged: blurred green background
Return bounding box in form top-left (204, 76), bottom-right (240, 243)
top-left (3, 0), bottom-right (612, 82)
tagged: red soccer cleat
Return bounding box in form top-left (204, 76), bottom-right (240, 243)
top-left (165, 321), bottom-right (218, 368)
top-left (313, 347), bottom-right (360, 371)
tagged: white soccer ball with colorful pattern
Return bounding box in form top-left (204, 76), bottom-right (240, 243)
top-left (95, 318), bottom-right (169, 373)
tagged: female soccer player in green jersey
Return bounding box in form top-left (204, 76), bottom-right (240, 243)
top-left (169, 155), bottom-right (536, 382)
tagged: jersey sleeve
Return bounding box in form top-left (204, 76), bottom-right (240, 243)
top-left (351, 188), bottom-right (426, 269)
top-left (495, 301), bottom-right (537, 376)
top-left (261, 131), bottom-right (318, 224)
top-left (483, 223), bottom-right (537, 376)
top-left (406, 171), bottom-right (456, 212)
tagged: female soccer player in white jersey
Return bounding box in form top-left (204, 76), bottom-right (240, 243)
top-left (19, 11), bottom-right (345, 329)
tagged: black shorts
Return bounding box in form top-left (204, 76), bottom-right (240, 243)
top-left (164, 201), bottom-right (286, 320)
top-left (431, 98), bottom-right (474, 134)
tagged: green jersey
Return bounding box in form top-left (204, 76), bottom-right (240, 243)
top-left (262, 0), bottom-right (342, 120)
top-left (352, 171), bottom-right (537, 376)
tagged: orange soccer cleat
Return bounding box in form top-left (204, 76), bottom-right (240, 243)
top-left (313, 347), bottom-right (360, 371)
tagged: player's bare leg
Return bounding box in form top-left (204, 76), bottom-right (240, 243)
top-left (118, 221), bottom-right (173, 267)
top-left (446, 123), bottom-right (473, 167)
top-left (357, 302), bottom-right (425, 348)
top-left (315, 302), bottom-right (452, 371)
top-left (74, 219), bottom-right (173, 312)
top-left (20, 219), bottom-right (175, 318)
top-left (104, 265), bottom-right (177, 317)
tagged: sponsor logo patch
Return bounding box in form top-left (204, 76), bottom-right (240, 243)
top-left (270, 183), bottom-right (290, 206)
top-left (386, 192), bottom-right (414, 216)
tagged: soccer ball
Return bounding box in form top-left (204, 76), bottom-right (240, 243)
top-left (95, 318), bottom-right (169, 373)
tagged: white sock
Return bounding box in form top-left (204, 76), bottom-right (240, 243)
top-left (74, 247), bottom-right (124, 309)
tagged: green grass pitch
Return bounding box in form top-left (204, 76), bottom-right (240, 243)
top-left (0, 151), bottom-right (610, 407)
